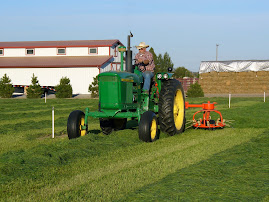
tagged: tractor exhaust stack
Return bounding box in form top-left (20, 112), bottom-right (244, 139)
top-left (126, 32), bottom-right (133, 73)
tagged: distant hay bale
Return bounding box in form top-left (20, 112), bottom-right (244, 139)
top-left (199, 71), bottom-right (269, 94)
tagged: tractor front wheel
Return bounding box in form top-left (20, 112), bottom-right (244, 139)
top-left (67, 110), bottom-right (88, 139)
top-left (139, 111), bottom-right (159, 142)
top-left (159, 79), bottom-right (186, 135)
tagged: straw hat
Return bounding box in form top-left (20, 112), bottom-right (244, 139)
top-left (136, 42), bottom-right (149, 50)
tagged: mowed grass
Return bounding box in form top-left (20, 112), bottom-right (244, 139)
top-left (0, 97), bottom-right (268, 201)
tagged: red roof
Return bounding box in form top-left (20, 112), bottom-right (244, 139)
top-left (0, 56), bottom-right (113, 68)
top-left (0, 39), bottom-right (123, 48)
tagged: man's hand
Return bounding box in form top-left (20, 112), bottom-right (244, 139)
top-left (138, 59), bottom-right (143, 63)
top-left (143, 60), bottom-right (149, 65)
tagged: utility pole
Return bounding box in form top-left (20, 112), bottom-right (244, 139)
top-left (216, 44), bottom-right (219, 61)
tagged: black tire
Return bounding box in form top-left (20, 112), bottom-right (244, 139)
top-left (113, 118), bottom-right (127, 131)
top-left (67, 110), bottom-right (88, 139)
top-left (158, 79), bottom-right (186, 136)
top-left (100, 118), bottom-right (113, 135)
top-left (139, 111), bottom-right (159, 142)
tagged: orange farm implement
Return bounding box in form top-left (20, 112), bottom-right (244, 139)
top-left (185, 101), bottom-right (226, 129)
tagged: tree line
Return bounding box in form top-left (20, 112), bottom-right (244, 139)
top-left (0, 74), bottom-right (72, 98)
top-left (149, 47), bottom-right (197, 78)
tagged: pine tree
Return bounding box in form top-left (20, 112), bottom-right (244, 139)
top-left (156, 54), bottom-right (163, 73)
top-left (149, 47), bottom-right (160, 73)
top-left (55, 77), bottom-right (73, 98)
top-left (173, 67), bottom-right (194, 78)
top-left (161, 52), bottom-right (174, 72)
top-left (186, 83), bottom-right (204, 97)
top-left (149, 47), bottom-right (158, 66)
top-left (0, 74), bottom-right (14, 98)
top-left (88, 76), bottom-right (99, 98)
top-left (149, 48), bottom-right (174, 73)
top-left (26, 74), bottom-right (43, 98)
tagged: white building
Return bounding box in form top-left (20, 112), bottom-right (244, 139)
top-left (0, 39), bottom-right (124, 94)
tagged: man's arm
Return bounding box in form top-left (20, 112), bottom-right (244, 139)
top-left (135, 54), bottom-right (144, 64)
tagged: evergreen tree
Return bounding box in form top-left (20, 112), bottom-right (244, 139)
top-left (88, 75), bottom-right (99, 98)
top-left (149, 47), bottom-right (157, 64)
top-left (161, 52), bottom-right (174, 72)
top-left (186, 83), bottom-right (204, 97)
top-left (149, 47), bottom-right (160, 73)
top-left (155, 54), bottom-right (163, 73)
top-left (26, 74), bottom-right (43, 98)
top-left (173, 67), bottom-right (194, 78)
top-left (55, 77), bottom-right (73, 98)
top-left (0, 74), bottom-right (14, 98)
top-left (149, 48), bottom-right (174, 73)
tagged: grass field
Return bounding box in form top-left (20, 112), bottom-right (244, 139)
top-left (0, 97), bottom-right (268, 201)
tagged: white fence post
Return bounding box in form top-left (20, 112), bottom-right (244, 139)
top-left (45, 92), bottom-right (47, 103)
top-left (229, 93), bottom-right (231, 108)
top-left (52, 107), bottom-right (54, 138)
top-left (264, 91), bottom-right (266, 102)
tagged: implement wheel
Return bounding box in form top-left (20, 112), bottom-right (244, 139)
top-left (67, 110), bottom-right (88, 139)
top-left (139, 111), bottom-right (159, 142)
top-left (159, 79), bottom-right (185, 135)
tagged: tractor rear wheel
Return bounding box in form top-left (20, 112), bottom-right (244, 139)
top-left (67, 110), bottom-right (88, 139)
top-left (159, 79), bottom-right (185, 135)
top-left (100, 118), bottom-right (113, 135)
top-left (139, 111), bottom-right (159, 142)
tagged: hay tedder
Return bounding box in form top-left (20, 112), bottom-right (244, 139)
top-left (185, 101), bottom-right (226, 129)
top-left (67, 34), bottom-right (186, 142)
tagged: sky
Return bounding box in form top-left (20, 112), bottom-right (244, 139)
top-left (1, 0), bottom-right (269, 72)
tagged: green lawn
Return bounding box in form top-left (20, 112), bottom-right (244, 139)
top-left (0, 97), bottom-right (268, 201)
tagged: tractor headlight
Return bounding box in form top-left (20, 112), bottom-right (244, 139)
top-left (163, 73), bottom-right (168, 79)
top-left (157, 73), bottom-right (162, 80)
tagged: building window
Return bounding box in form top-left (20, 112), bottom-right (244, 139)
top-left (89, 48), bottom-right (97, 55)
top-left (26, 49), bottom-right (35, 55)
top-left (57, 48), bottom-right (66, 55)
top-left (0, 49), bottom-right (3, 55)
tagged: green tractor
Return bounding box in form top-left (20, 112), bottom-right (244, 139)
top-left (67, 36), bottom-right (186, 142)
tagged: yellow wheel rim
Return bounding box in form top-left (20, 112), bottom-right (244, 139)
top-left (173, 89), bottom-right (184, 130)
top-left (80, 117), bottom-right (86, 136)
top-left (150, 118), bottom-right (157, 140)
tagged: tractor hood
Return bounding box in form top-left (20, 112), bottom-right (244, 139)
top-left (98, 71), bottom-right (142, 110)
top-left (98, 71), bottom-right (142, 84)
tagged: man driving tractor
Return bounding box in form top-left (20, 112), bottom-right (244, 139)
top-left (135, 42), bottom-right (155, 94)
top-left (67, 38), bottom-right (186, 142)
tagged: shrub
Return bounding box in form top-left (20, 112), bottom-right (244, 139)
top-left (0, 74), bottom-right (14, 98)
top-left (55, 77), bottom-right (72, 98)
top-left (88, 76), bottom-right (99, 98)
top-left (26, 74), bottom-right (43, 98)
top-left (186, 82), bottom-right (204, 97)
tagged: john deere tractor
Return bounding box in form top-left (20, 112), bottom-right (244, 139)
top-left (67, 35), bottom-right (185, 142)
